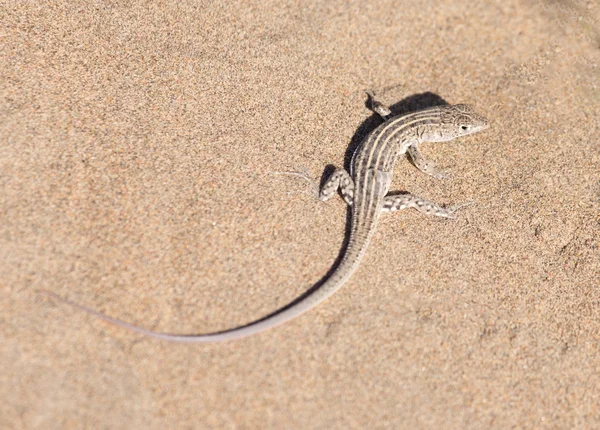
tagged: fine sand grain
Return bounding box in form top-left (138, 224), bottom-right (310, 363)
top-left (2, 1), bottom-right (599, 428)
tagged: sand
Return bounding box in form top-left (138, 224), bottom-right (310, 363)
top-left (2, 0), bottom-right (599, 428)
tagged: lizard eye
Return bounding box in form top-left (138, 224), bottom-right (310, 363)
top-left (461, 125), bottom-right (469, 131)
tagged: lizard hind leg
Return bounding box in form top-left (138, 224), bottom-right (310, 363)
top-left (382, 193), bottom-right (472, 219)
top-left (319, 168), bottom-right (355, 206)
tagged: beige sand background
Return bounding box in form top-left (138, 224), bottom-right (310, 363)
top-left (2, 0), bottom-right (599, 428)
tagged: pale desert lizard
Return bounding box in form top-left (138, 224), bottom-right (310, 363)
top-left (42, 92), bottom-right (488, 342)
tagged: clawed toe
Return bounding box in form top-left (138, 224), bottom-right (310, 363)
top-left (272, 169), bottom-right (320, 199)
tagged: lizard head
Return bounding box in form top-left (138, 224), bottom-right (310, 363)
top-left (426, 104), bottom-right (489, 142)
top-left (452, 104), bottom-right (489, 133)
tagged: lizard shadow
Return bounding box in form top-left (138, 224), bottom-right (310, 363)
top-left (318, 91), bottom-right (449, 187)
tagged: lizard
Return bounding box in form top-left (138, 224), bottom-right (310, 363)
top-left (41, 92), bottom-right (488, 343)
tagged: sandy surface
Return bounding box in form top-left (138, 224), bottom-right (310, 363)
top-left (2, 0), bottom-right (599, 428)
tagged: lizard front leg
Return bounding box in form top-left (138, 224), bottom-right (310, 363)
top-left (365, 90), bottom-right (393, 120)
top-left (382, 193), bottom-right (471, 219)
top-left (319, 168), bottom-right (354, 206)
top-left (406, 144), bottom-right (449, 179)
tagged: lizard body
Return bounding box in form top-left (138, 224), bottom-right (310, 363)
top-left (42, 93), bottom-right (488, 342)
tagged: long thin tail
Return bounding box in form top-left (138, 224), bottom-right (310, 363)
top-left (39, 217), bottom-right (378, 343)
